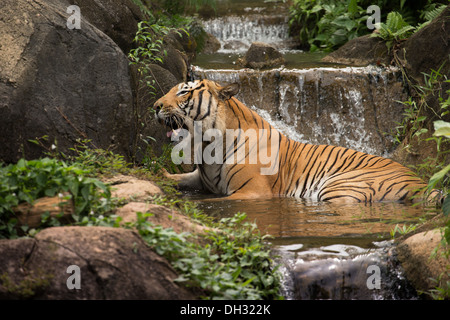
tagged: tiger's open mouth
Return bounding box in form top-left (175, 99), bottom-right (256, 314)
top-left (158, 114), bottom-right (189, 139)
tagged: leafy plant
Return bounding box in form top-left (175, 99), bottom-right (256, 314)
top-left (393, 65), bottom-right (449, 155)
top-left (129, 21), bottom-right (171, 96)
top-left (68, 139), bottom-right (130, 177)
top-left (309, 0), bottom-right (369, 52)
top-left (428, 120), bottom-right (450, 210)
top-left (390, 223), bottom-right (417, 238)
top-left (370, 11), bottom-right (416, 50)
top-left (416, 2), bottom-right (448, 32)
top-left (0, 158), bottom-right (112, 238)
top-left (132, 211), bottom-right (283, 299)
top-left (289, 0), bottom-right (369, 51)
top-left (289, 0), bottom-right (448, 52)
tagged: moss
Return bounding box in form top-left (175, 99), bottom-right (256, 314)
top-left (0, 269), bottom-right (54, 299)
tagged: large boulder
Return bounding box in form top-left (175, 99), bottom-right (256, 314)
top-left (129, 63), bottom-right (179, 161)
top-left (0, 226), bottom-right (195, 299)
top-left (396, 229), bottom-right (449, 298)
top-left (0, 0), bottom-right (196, 164)
top-left (238, 42), bottom-right (285, 69)
top-left (321, 34), bottom-right (389, 67)
top-left (70, 0), bottom-right (145, 54)
top-left (397, 5), bottom-right (450, 85)
top-left (0, 0), bottom-right (134, 163)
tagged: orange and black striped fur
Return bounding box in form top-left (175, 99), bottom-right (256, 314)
top-left (154, 79), bottom-right (430, 203)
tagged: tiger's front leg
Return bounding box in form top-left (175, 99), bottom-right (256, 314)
top-left (162, 168), bottom-right (204, 191)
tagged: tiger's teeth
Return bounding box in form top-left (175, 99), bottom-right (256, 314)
top-left (167, 128), bottom-right (182, 139)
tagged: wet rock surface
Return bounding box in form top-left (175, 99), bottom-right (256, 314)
top-left (321, 34), bottom-right (390, 67)
top-left (237, 42), bottom-right (285, 69)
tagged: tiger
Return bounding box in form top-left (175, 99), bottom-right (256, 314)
top-left (153, 79), bottom-right (433, 203)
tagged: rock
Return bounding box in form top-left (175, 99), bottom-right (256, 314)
top-left (0, 0), bottom-right (134, 163)
top-left (115, 202), bottom-right (212, 238)
top-left (104, 174), bottom-right (163, 201)
top-left (202, 33), bottom-right (221, 54)
top-left (71, 0), bottom-right (145, 54)
top-left (160, 44), bottom-right (189, 83)
top-left (321, 34), bottom-right (390, 66)
top-left (13, 195), bottom-right (74, 230)
top-left (0, 0), bottom-right (195, 164)
top-left (129, 63), bottom-right (178, 161)
top-left (396, 229), bottom-right (449, 297)
top-left (238, 42), bottom-right (285, 69)
top-left (398, 5), bottom-right (450, 85)
top-left (0, 226), bottom-right (196, 299)
top-left (224, 40), bottom-right (248, 51)
top-left (165, 29), bottom-right (198, 64)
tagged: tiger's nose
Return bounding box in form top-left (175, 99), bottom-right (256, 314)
top-left (154, 100), bottom-right (163, 113)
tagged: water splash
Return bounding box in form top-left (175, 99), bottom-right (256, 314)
top-left (273, 241), bottom-right (418, 300)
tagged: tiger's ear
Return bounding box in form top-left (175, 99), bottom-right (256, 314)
top-left (218, 83), bottom-right (240, 101)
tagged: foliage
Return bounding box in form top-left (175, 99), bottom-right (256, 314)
top-left (428, 120), bottom-right (450, 215)
top-left (370, 11), bottom-right (416, 50)
top-left (416, 2), bottom-right (448, 31)
top-left (289, 0), bottom-right (369, 51)
top-left (428, 273), bottom-right (450, 300)
top-left (390, 223), bottom-right (417, 238)
top-left (133, 211), bottom-right (282, 299)
top-left (0, 158), bottom-right (112, 239)
top-left (390, 59), bottom-right (450, 299)
top-left (394, 65), bottom-right (450, 166)
top-left (421, 90), bottom-right (450, 301)
top-left (288, 0), bottom-right (448, 52)
top-left (128, 21), bottom-right (171, 96)
top-left (142, 142), bottom-right (183, 174)
top-left (370, 3), bottom-right (447, 50)
top-left (68, 140), bottom-right (131, 177)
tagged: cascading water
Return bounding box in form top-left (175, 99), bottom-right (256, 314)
top-left (200, 0), bottom-right (295, 52)
top-left (203, 14), bottom-right (292, 52)
top-left (191, 0), bottom-right (428, 300)
top-left (192, 65), bottom-right (406, 157)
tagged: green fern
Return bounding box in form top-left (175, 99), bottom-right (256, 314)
top-left (416, 4), bottom-right (447, 32)
top-left (371, 11), bottom-right (416, 50)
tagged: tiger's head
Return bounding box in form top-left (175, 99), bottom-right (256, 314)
top-left (153, 79), bottom-right (239, 137)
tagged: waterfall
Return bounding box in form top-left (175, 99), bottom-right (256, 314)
top-left (192, 65), bottom-right (407, 157)
top-left (202, 15), bottom-right (292, 52)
